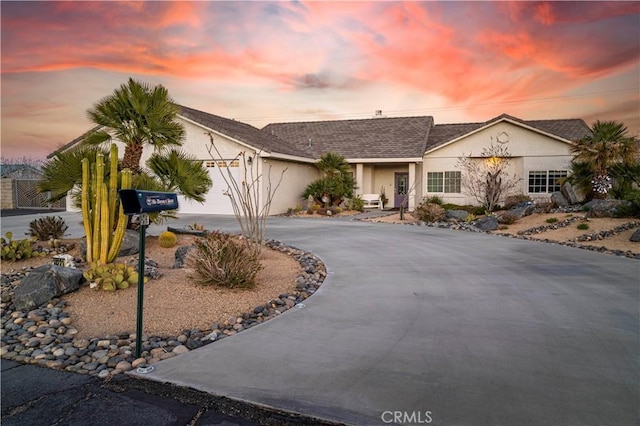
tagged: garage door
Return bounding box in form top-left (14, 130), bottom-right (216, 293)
top-left (178, 159), bottom-right (240, 215)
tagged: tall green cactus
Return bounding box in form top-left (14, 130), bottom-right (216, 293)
top-left (81, 144), bottom-right (132, 264)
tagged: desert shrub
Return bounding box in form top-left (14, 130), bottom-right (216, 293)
top-left (158, 231), bottom-right (177, 248)
top-left (576, 223), bottom-right (590, 230)
top-left (28, 216), bottom-right (68, 241)
top-left (424, 195), bottom-right (443, 205)
top-left (615, 189), bottom-right (640, 218)
top-left (464, 213), bottom-right (477, 222)
top-left (347, 196), bottom-right (365, 212)
top-left (412, 203), bottom-right (445, 222)
top-left (186, 232), bottom-right (262, 289)
top-left (498, 224), bottom-right (509, 230)
top-left (504, 194), bottom-right (532, 209)
top-left (335, 206), bottom-right (343, 214)
top-left (498, 211), bottom-right (519, 225)
top-left (546, 217), bottom-right (559, 223)
top-left (1, 232), bottom-right (44, 261)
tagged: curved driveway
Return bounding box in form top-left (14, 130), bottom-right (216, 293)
top-left (134, 216), bottom-right (639, 425)
top-left (5, 212), bottom-right (634, 425)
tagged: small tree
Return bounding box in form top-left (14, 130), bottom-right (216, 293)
top-left (206, 133), bottom-right (286, 255)
top-left (569, 120), bottom-right (639, 199)
top-left (303, 152), bottom-right (356, 207)
top-left (457, 143), bottom-right (521, 212)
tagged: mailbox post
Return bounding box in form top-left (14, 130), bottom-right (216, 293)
top-left (118, 190), bottom-right (179, 364)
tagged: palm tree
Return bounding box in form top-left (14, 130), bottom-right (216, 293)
top-left (303, 152), bottom-right (356, 206)
top-left (570, 120), bottom-right (638, 198)
top-left (39, 79), bottom-right (212, 214)
top-left (85, 78), bottom-right (185, 173)
top-left (39, 145), bottom-right (111, 203)
top-left (147, 149), bottom-right (212, 203)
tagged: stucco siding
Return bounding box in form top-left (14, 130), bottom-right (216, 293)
top-left (422, 123), bottom-right (574, 206)
top-left (262, 159), bottom-right (319, 214)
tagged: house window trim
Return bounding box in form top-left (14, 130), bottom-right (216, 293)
top-left (527, 170), bottom-right (568, 193)
top-left (426, 171), bottom-right (461, 194)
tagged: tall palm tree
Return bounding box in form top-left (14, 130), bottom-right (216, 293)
top-left (85, 78), bottom-right (185, 173)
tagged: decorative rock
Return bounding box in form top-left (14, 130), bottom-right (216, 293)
top-left (13, 265), bottom-right (84, 311)
top-left (508, 203), bottom-right (535, 219)
top-left (118, 230), bottom-right (140, 257)
top-left (474, 216), bottom-right (499, 232)
top-left (561, 182), bottom-right (585, 205)
top-left (584, 199), bottom-right (632, 218)
top-left (173, 245), bottom-right (196, 269)
top-left (550, 192), bottom-right (568, 207)
top-left (630, 229), bottom-right (640, 243)
top-left (114, 360), bottom-right (132, 372)
top-left (132, 358), bottom-right (146, 368)
top-left (172, 345), bottom-right (189, 354)
top-left (445, 209), bottom-right (469, 221)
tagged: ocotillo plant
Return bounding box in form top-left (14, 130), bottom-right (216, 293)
top-left (81, 144), bottom-right (132, 264)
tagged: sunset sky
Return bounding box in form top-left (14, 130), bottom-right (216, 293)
top-left (1, 1), bottom-right (639, 160)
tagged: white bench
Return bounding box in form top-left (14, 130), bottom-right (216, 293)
top-left (361, 194), bottom-right (382, 209)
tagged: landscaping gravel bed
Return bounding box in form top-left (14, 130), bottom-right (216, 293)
top-left (0, 240), bottom-right (326, 378)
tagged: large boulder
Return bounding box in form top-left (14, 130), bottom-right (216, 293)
top-left (508, 202), bottom-right (535, 219)
top-left (445, 209), bottom-right (469, 222)
top-left (13, 265), bottom-right (84, 311)
top-left (475, 216), bottom-right (499, 232)
top-left (550, 192), bottom-right (568, 207)
top-left (584, 199), bottom-right (631, 218)
top-left (630, 229), bottom-right (640, 243)
top-left (118, 229), bottom-right (140, 257)
top-left (561, 182), bottom-right (585, 205)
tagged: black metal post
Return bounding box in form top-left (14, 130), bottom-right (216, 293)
top-left (134, 214), bottom-right (148, 359)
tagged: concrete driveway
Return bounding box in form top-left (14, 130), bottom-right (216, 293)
top-left (2, 212), bottom-right (638, 425)
top-left (137, 216), bottom-right (637, 426)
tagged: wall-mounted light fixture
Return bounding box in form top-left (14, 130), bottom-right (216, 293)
top-left (247, 156), bottom-right (253, 165)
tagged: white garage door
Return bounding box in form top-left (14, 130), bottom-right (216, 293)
top-left (178, 159), bottom-right (240, 215)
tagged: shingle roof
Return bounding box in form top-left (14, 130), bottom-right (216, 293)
top-left (178, 105), bottom-right (311, 158)
top-left (262, 116), bottom-right (434, 159)
top-left (425, 113), bottom-right (591, 152)
top-left (47, 126), bottom-right (101, 159)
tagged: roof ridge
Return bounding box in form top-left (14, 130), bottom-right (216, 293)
top-left (264, 115), bottom-right (432, 127)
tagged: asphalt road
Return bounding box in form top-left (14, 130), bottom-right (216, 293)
top-left (1, 212), bottom-right (639, 425)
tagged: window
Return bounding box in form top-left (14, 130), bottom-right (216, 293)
top-left (528, 170), bottom-right (567, 193)
top-left (205, 160), bottom-right (239, 168)
top-left (426, 171), bottom-right (461, 193)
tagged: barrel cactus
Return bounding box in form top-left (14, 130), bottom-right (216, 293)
top-left (158, 231), bottom-right (177, 248)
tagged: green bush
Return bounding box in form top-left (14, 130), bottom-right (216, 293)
top-left (187, 232), bottom-right (262, 289)
top-left (424, 195), bottom-right (443, 205)
top-left (546, 217), bottom-right (559, 223)
top-left (1, 232), bottom-right (44, 261)
top-left (615, 189), bottom-right (640, 218)
top-left (412, 203), bottom-right (445, 222)
top-left (348, 196), bottom-right (365, 212)
top-left (28, 216), bottom-right (68, 241)
top-left (577, 223), bottom-right (590, 230)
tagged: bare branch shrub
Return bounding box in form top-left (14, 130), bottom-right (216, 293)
top-left (186, 232), bottom-right (262, 289)
top-left (457, 143), bottom-right (522, 212)
top-left (412, 203), bottom-right (445, 222)
top-left (206, 133), bottom-right (286, 254)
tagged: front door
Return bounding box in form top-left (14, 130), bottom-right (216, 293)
top-left (394, 173), bottom-right (408, 208)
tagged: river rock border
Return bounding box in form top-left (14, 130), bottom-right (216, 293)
top-left (0, 239), bottom-right (326, 378)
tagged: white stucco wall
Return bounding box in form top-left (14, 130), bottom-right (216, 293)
top-left (262, 158), bottom-right (319, 214)
top-left (422, 122), bottom-right (574, 206)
